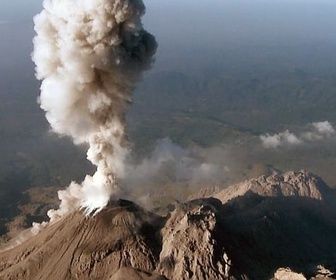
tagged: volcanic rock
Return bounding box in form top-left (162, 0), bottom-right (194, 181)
top-left (157, 198), bottom-right (229, 279)
top-left (272, 268), bottom-right (306, 280)
top-left (1, 171), bottom-right (336, 280)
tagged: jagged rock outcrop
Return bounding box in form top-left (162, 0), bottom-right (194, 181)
top-left (272, 266), bottom-right (336, 280)
top-left (157, 198), bottom-right (228, 279)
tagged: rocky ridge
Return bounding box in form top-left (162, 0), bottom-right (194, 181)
top-left (211, 170), bottom-right (329, 203)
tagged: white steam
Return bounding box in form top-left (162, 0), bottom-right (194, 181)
top-left (260, 121), bottom-right (335, 149)
top-left (33, 0), bottom-right (156, 220)
top-left (302, 121), bottom-right (335, 141)
top-left (260, 130), bottom-right (301, 149)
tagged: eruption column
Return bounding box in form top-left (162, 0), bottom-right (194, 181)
top-left (32, 0), bottom-right (157, 220)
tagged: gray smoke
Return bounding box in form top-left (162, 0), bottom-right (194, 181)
top-left (123, 138), bottom-right (231, 188)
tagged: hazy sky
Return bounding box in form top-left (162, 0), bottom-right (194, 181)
top-left (1, 0), bottom-right (336, 93)
top-left (144, 0), bottom-right (336, 47)
top-left (1, 0), bottom-right (336, 87)
top-left (0, 0), bottom-right (42, 22)
top-left (1, 0), bottom-right (336, 39)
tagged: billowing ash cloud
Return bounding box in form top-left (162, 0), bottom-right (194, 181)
top-left (260, 121), bottom-right (335, 149)
top-left (32, 0), bottom-right (157, 220)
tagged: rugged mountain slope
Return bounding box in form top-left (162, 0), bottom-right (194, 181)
top-left (0, 171), bottom-right (336, 280)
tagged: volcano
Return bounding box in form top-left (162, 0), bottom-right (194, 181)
top-left (1, 171), bottom-right (336, 280)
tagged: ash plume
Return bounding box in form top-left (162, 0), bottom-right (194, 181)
top-left (32, 0), bottom-right (157, 219)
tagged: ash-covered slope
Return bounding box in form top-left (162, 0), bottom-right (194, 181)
top-left (0, 200), bottom-right (165, 280)
top-left (1, 171), bottom-right (336, 280)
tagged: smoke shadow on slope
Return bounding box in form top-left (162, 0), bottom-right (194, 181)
top-left (218, 191), bottom-right (336, 280)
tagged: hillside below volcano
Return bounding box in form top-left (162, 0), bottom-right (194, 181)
top-left (0, 171), bottom-right (336, 280)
